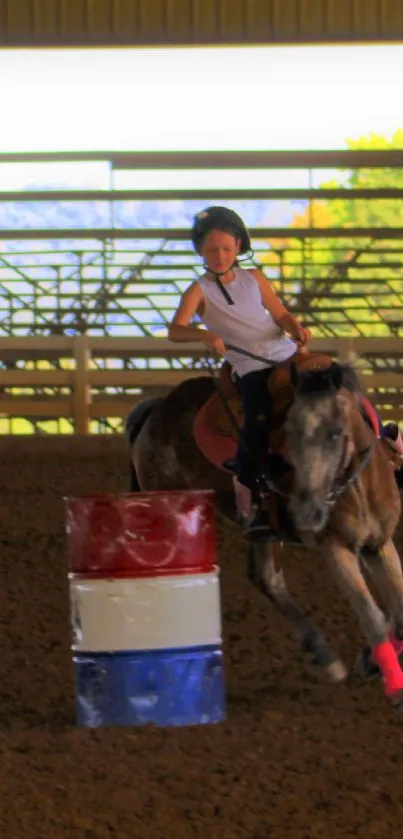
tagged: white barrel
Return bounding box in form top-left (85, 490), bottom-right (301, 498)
top-left (70, 570), bottom-right (221, 653)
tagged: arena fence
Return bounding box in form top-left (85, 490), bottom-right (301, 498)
top-left (0, 336), bottom-right (402, 434)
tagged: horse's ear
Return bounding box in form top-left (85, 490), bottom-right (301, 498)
top-left (329, 362), bottom-right (343, 391)
top-left (339, 362), bottom-right (360, 393)
top-left (290, 361), bottom-right (299, 390)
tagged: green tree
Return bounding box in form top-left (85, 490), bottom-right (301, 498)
top-left (264, 130), bottom-right (403, 337)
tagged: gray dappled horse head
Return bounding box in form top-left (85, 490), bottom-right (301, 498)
top-left (286, 361), bottom-right (360, 536)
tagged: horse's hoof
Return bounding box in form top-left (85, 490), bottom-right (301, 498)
top-left (325, 659), bottom-right (348, 683)
top-left (354, 646), bottom-right (380, 681)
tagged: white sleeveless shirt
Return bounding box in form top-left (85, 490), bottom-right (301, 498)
top-left (198, 267), bottom-right (296, 377)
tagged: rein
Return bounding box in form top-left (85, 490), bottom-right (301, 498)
top-left (325, 436), bottom-right (374, 509)
top-left (224, 342), bottom-right (277, 366)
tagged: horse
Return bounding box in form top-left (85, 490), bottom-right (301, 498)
top-left (125, 350), bottom-right (403, 707)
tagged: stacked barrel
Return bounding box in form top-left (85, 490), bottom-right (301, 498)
top-left (66, 490), bottom-right (226, 727)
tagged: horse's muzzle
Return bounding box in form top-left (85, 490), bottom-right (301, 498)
top-left (290, 490), bottom-right (329, 535)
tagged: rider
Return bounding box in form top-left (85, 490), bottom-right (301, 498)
top-left (168, 205), bottom-right (310, 533)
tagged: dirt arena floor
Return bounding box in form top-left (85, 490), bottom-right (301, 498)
top-left (1, 434), bottom-right (403, 839)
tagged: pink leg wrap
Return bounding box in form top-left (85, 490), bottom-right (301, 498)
top-left (388, 630), bottom-right (403, 657)
top-left (372, 640), bottom-right (403, 698)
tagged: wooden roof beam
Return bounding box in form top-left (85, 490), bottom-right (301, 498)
top-left (1, 150), bottom-right (403, 168)
top-left (2, 227), bottom-right (403, 240)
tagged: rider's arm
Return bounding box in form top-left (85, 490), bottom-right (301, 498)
top-left (168, 283), bottom-right (226, 355)
top-left (250, 268), bottom-right (310, 345)
top-left (168, 282), bottom-right (207, 342)
top-left (168, 282), bottom-right (215, 343)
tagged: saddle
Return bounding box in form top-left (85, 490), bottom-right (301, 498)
top-left (193, 350), bottom-right (336, 473)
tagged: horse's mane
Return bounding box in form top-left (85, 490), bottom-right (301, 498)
top-left (294, 361), bottom-right (360, 400)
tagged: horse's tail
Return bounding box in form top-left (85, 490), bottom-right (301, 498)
top-left (127, 459), bottom-right (140, 491)
top-left (124, 397), bottom-right (163, 491)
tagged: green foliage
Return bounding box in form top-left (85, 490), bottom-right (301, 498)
top-left (266, 131), bottom-right (403, 338)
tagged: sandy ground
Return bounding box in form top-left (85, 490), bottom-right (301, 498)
top-left (1, 434), bottom-right (403, 839)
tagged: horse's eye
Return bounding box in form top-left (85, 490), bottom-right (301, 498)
top-left (328, 427), bottom-right (342, 441)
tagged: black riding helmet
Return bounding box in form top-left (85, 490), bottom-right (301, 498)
top-left (191, 206), bottom-right (252, 255)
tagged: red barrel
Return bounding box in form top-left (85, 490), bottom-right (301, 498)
top-left (66, 489), bottom-right (217, 578)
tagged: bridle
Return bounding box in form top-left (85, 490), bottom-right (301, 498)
top-left (262, 425), bottom-right (374, 509)
top-left (324, 434), bottom-right (374, 509)
top-left (272, 390), bottom-right (375, 509)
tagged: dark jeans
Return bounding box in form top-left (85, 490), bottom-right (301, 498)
top-left (235, 367), bottom-right (274, 490)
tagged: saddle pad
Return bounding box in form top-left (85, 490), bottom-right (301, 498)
top-left (193, 394), bottom-right (239, 473)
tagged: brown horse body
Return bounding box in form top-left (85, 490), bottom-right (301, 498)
top-left (127, 352), bottom-right (403, 706)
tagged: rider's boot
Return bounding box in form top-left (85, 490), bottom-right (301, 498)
top-left (233, 477), bottom-right (277, 539)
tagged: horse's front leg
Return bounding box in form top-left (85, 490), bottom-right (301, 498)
top-left (365, 539), bottom-right (403, 641)
top-left (326, 537), bottom-right (403, 706)
top-left (356, 539), bottom-right (403, 680)
top-left (248, 538), bottom-right (347, 682)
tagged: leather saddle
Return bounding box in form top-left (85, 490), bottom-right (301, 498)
top-left (193, 350), bottom-right (335, 473)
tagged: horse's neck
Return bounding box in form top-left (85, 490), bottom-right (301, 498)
top-left (350, 401), bottom-right (373, 452)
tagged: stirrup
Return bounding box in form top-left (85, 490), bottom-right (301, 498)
top-left (243, 506), bottom-right (279, 541)
top-left (222, 457), bottom-right (237, 472)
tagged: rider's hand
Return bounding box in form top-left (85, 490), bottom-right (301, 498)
top-left (294, 324), bottom-right (311, 347)
top-left (203, 331), bottom-right (226, 356)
